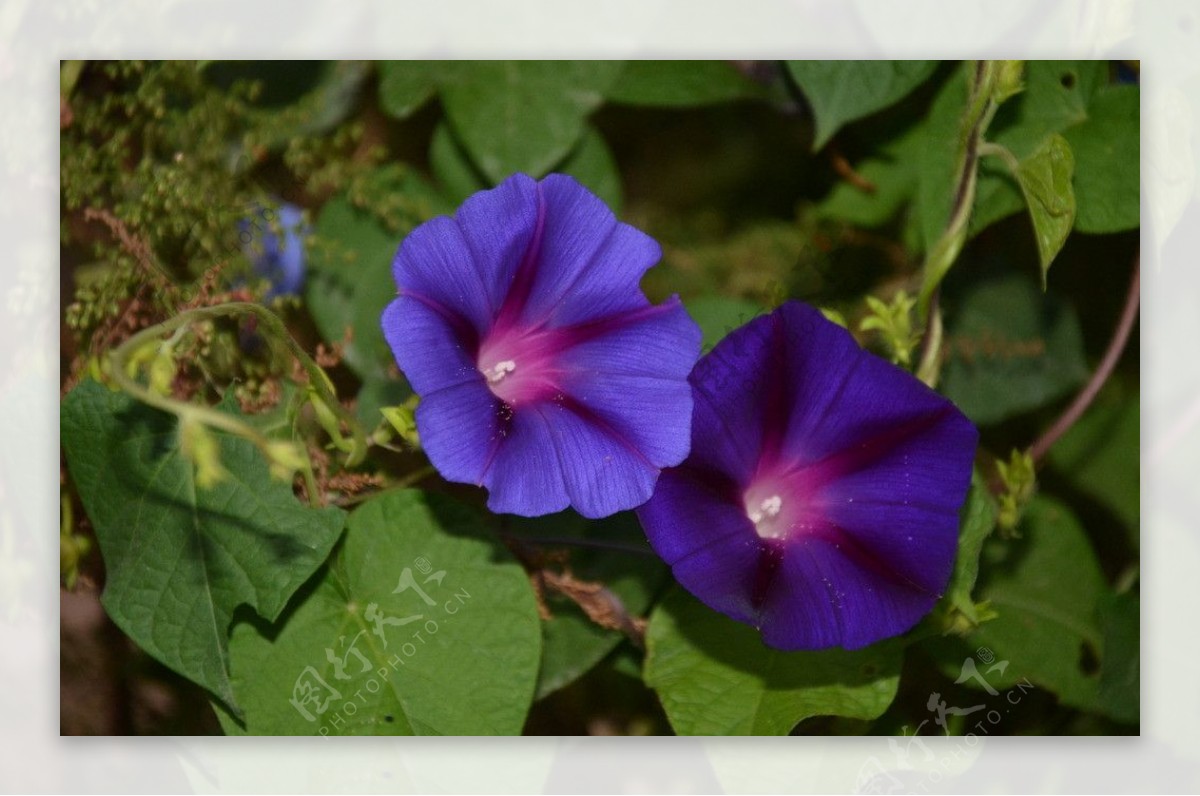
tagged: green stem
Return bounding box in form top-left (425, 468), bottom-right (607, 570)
top-left (915, 290), bottom-right (944, 387)
top-left (978, 140), bottom-right (1022, 175)
top-left (917, 61), bottom-right (1009, 321)
top-left (109, 318), bottom-right (275, 450)
top-left (239, 303), bottom-right (369, 466)
top-left (332, 465), bottom-right (437, 508)
top-left (913, 61), bottom-right (1024, 389)
top-left (108, 302), bottom-right (369, 504)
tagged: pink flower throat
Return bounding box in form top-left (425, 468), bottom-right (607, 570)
top-left (476, 321), bottom-right (566, 405)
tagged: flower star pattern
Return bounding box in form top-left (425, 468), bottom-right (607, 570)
top-left (637, 301), bottom-right (978, 650)
top-left (383, 173), bottom-right (701, 518)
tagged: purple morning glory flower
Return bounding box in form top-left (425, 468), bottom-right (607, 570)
top-left (241, 201), bottom-right (307, 298)
top-left (636, 301), bottom-right (977, 650)
top-left (382, 173), bottom-right (701, 518)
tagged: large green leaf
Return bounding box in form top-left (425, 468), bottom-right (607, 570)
top-left (305, 169), bottom-right (449, 382)
top-left (438, 61), bottom-right (623, 182)
top-left (930, 496), bottom-right (1138, 723)
top-left (218, 490), bottom-right (542, 735)
top-left (505, 511), bottom-right (666, 699)
top-left (1047, 386), bottom-right (1140, 546)
top-left (786, 60), bottom-right (938, 149)
top-left (607, 61), bottom-right (766, 107)
top-left (61, 380), bottom-right (346, 713)
top-left (940, 273), bottom-right (1088, 425)
top-left (644, 588), bottom-right (902, 735)
top-left (971, 496), bottom-right (1106, 711)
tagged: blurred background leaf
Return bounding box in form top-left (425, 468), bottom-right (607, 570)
top-left (607, 60), bottom-right (768, 108)
top-left (305, 167), bottom-right (450, 426)
top-left (438, 61), bottom-right (624, 182)
top-left (787, 60), bottom-right (938, 149)
top-left (432, 121), bottom-right (623, 211)
top-left (940, 272), bottom-right (1089, 425)
top-left (377, 60), bottom-right (441, 120)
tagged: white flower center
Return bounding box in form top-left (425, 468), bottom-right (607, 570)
top-left (748, 495), bottom-right (789, 539)
top-left (744, 477), bottom-right (802, 542)
top-left (748, 494), bottom-right (782, 524)
top-left (483, 359), bottom-right (517, 384)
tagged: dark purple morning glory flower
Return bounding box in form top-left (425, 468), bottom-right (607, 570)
top-left (382, 173), bottom-right (701, 518)
top-left (636, 301), bottom-right (977, 650)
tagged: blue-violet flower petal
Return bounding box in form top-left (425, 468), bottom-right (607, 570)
top-left (636, 301), bottom-right (978, 650)
top-left (241, 201), bottom-right (307, 298)
top-left (382, 173), bottom-right (701, 518)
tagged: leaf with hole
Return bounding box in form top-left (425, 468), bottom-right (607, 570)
top-left (969, 496), bottom-right (1107, 711)
top-left (920, 61), bottom-right (1135, 250)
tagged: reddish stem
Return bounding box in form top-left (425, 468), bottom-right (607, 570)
top-left (828, 142), bottom-right (878, 194)
top-left (1030, 255), bottom-right (1140, 464)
